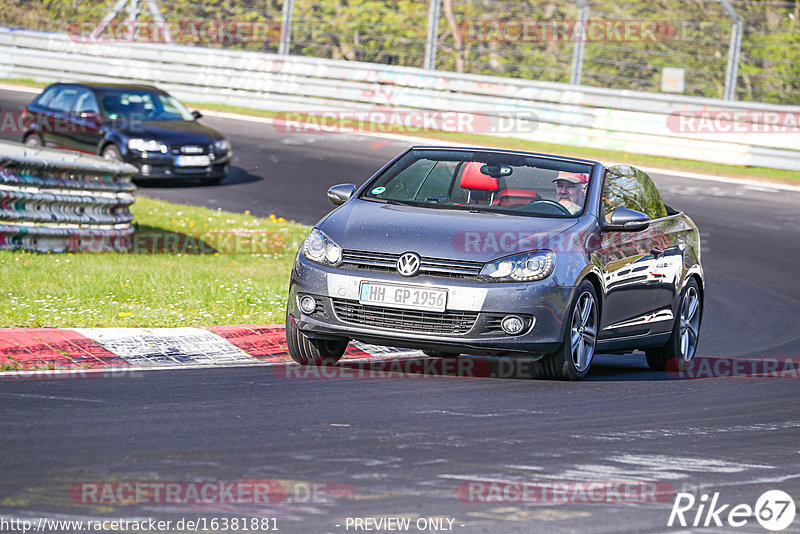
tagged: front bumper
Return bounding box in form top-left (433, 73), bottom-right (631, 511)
top-left (287, 255), bottom-right (575, 357)
top-left (125, 152), bottom-right (231, 180)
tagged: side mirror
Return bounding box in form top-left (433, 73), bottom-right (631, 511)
top-left (604, 208), bottom-right (650, 232)
top-left (191, 110), bottom-right (203, 120)
top-left (327, 183), bottom-right (356, 206)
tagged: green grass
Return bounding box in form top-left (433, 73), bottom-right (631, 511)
top-left (0, 77), bottom-right (42, 88)
top-left (2, 77), bottom-right (798, 184)
top-left (0, 197), bottom-right (311, 327)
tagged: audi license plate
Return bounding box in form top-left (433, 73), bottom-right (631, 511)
top-left (359, 282), bottom-right (447, 312)
top-left (174, 155), bottom-right (211, 167)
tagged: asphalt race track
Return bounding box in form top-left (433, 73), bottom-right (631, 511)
top-left (1, 88), bottom-right (799, 533)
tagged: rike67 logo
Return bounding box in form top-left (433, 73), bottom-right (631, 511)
top-left (668, 490), bottom-right (796, 531)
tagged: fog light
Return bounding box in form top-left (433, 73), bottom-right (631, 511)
top-left (501, 315), bottom-right (526, 335)
top-left (299, 295), bottom-right (316, 314)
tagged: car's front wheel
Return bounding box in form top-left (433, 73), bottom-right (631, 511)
top-left (646, 278), bottom-right (702, 371)
top-left (285, 317), bottom-right (347, 366)
top-left (102, 144), bottom-right (123, 161)
top-left (537, 280), bottom-right (598, 380)
top-left (23, 134), bottom-right (43, 147)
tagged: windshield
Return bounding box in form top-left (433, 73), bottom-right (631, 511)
top-left (96, 90), bottom-right (194, 121)
top-left (360, 149), bottom-right (595, 218)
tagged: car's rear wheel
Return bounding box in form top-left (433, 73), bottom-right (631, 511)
top-left (423, 350), bottom-right (460, 358)
top-left (537, 280), bottom-right (598, 380)
top-left (102, 144), bottom-right (123, 161)
top-left (23, 134), bottom-right (43, 147)
top-left (646, 279), bottom-right (702, 371)
top-left (285, 317), bottom-right (347, 366)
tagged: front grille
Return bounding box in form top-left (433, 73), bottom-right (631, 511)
top-left (138, 164), bottom-right (167, 176)
top-left (484, 314), bottom-right (507, 334)
top-left (332, 299), bottom-right (479, 335)
top-left (173, 166), bottom-right (212, 174)
top-left (341, 250), bottom-right (484, 279)
top-left (309, 295), bottom-right (327, 317)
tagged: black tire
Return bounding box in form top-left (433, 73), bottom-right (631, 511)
top-left (23, 134), bottom-right (43, 147)
top-left (423, 350), bottom-right (460, 358)
top-left (102, 144), bottom-right (123, 161)
top-left (646, 279), bottom-right (702, 371)
top-left (537, 280), bottom-right (599, 380)
top-left (285, 317), bottom-right (347, 366)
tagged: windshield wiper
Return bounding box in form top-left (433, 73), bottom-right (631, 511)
top-left (367, 198), bottom-right (426, 207)
top-left (366, 198), bottom-right (507, 216)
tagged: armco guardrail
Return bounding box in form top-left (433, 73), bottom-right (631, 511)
top-left (0, 140), bottom-right (137, 252)
top-left (0, 28), bottom-right (798, 171)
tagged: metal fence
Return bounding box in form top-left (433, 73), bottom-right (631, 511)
top-left (2, 29), bottom-right (798, 172)
top-left (2, 0), bottom-right (798, 105)
top-left (0, 140), bottom-right (137, 253)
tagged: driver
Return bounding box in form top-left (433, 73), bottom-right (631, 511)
top-left (554, 171), bottom-right (589, 214)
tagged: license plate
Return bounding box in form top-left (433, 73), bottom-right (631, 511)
top-left (175, 155), bottom-right (210, 167)
top-left (359, 282), bottom-right (447, 312)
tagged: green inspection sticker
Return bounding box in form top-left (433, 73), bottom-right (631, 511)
top-left (371, 187), bottom-right (386, 195)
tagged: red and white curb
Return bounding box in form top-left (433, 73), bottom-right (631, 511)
top-left (0, 325), bottom-right (421, 374)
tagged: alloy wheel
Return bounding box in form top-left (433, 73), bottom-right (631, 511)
top-left (570, 291), bottom-right (597, 372)
top-left (679, 286), bottom-right (700, 362)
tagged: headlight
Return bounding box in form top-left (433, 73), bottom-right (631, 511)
top-left (128, 138), bottom-right (167, 153)
top-left (302, 228), bottom-right (342, 266)
top-left (214, 139), bottom-right (231, 153)
top-left (480, 250), bottom-right (556, 282)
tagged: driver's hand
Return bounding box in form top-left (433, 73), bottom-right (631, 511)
top-left (558, 199), bottom-right (581, 214)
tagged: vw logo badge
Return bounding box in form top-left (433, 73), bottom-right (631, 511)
top-left (397, 252), bottom-right (421, 277)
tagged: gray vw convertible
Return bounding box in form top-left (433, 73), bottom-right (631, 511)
top-left (285, 147), bottom-right (704, 380)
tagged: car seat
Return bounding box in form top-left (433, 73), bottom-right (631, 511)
top-left (459, 161), bottom-right (498, 204)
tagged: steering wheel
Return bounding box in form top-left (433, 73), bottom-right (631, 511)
top-left (523, 199), bottom-right (572, 215)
